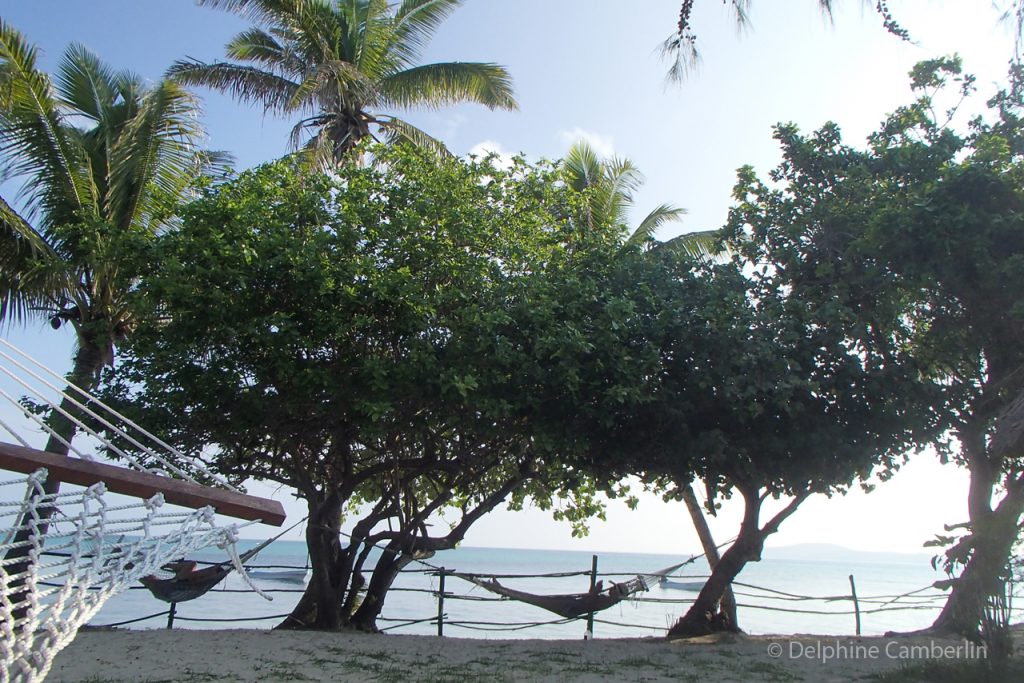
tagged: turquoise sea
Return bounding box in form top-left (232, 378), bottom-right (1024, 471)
top-left (88, 542), bottom-right (964, 639)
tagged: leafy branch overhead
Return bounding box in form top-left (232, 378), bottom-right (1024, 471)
top-left (663, 0), bottom-right (911, 82)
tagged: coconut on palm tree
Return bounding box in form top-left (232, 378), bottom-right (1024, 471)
top-left (0, 20), bottom-right (226, 453)
top-left (170, 0), bottom-right (518, 166)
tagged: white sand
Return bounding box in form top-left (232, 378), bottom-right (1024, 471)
top-left (45, 629), bottom-right (1001, 682)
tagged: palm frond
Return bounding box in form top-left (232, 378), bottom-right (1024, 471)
top-left (108, 79), bottom-right (205, 233)
top-left (198, 0), bottom-right (305, 26)
top-left (392, 0), bottom-right (463, 66)
top-left (379, 61), bottom-right (517, 111)
top-left (0, 193), bottom-right (67, 325)
top-left (0, 19), bottom-right (95, 230)
top-left (287, 114), bottom-right (322, 151)
top-left (289, 59), bottom-right (378, 111)
top-left (354, 0), bottom-right (396, 73)
top-left (376, 115), bottom-right (449, 156)
top-left (603, 156), bottom-right (643, 204)
top-left (656, 228), bottom-right (726, 261)
top-left (563, 140), bottom-right (603, 192)
top-left (195, 149), bottom-right (236, 181)
top-left (225, 27), bottom-right (306, 77)
top-left (167, 59), bottom-right (301, 113)
top-left (624, 203), bottom-right (687, 249)
top-left (294, 124), bottom-right (342, 170)
top-left (54, 44), bottom-right (117, 123)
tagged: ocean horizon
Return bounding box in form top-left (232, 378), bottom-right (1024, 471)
top-left (87, 541), bottom-right (965, 639)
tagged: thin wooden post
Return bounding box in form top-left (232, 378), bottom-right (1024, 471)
top-left (848, 574), bottom-right (861, 636)
top-left (585, 554), bottom-right (598, 639)
top-left (166, 602), bottom-right (177, 629)
top-left (436, 568), bottom-right (446, 637)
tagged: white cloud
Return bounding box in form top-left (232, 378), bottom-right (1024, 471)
top-left (557, 127), bottom-right (615, 158)
top-left (467, 140), bottom-right (514, 169)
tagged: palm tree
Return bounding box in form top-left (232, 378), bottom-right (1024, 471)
top-left (0, 20), bottom-right (224, 453)
top-left (563, 139), bottom-right (718, 256)
top-left (1, 22), bottom-right (225, 596)
top-left (170, 0), bottom-right (518, 166)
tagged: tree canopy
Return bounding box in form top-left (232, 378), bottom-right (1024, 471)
top-left (100, 144), bottom-right (653, 630)
top-left (716, 56), bottom-right (1024, 637)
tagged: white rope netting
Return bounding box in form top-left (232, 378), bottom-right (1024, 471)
top-left (0, 468), bottom-right (252, 683)
top-left (0, 340), bottom-right (279, 682)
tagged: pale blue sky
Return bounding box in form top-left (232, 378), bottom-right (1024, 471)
top-left (0, 1), bottom-right (1016, 554)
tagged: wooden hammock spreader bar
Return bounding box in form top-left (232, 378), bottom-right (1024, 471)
top-left (0, 441), bottom-right (285, 526)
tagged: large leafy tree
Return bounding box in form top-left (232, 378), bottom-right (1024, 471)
top-left (0, 21), bottom-right (223, 453)
top-left (100, 146), bottom-right (633, 631)
top-left (719, 57), bottom-right (1024, 638)
top-left (664, 260), bottom-right (933, 636)
top-left (170, 0), bottom-right (517, 165)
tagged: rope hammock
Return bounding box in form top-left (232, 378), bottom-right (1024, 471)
top-left (452, 562), bottom-right (688, 619)
top-left (0, 340), bottom-right (285, 683)
top-left (0, 469), bottom-right (264, 683)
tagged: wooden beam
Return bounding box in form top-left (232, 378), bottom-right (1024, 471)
top-left (0, 441), bottom-right (286, 526)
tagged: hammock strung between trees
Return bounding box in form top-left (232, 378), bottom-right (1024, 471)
top-left (140, 518), bottom-right (304, 603)
top-left (452, 561), bottom-right (688, 619)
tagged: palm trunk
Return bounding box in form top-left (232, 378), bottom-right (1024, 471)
top-left (681, 483), bottom-right (739, 630)
top-left (3, 336), bottom-right (105, 619)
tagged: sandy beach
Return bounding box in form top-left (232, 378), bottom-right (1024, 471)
top-left (45, 628), bottom-right (1009, 682)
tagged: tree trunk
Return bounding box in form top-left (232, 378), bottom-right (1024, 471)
top-left (927, 411), bottom-right (1024, 639)
top-left (669, 488), bottom-right (764, 637)
top-left (667, 485), bottom-right (809, 638)
top-left (681, 483), bottom-right (739, 630)
top-left (350, 541), bottom-right (415, 632)
top-left (277, 493), bottom-right (349, 630)
top-left (928, 483), bottom-right (1024, 638)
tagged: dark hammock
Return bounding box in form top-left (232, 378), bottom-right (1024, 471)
top-left (451, 561), bottom-right (688, 619)
top-left (140, 562), bottom-right (234, 603)
top-left (139, 518), bottom-right (304, 603)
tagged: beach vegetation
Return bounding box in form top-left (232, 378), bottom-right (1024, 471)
top-left (169, 0), bottom-right (517, 166)
top-left (707, 57), bottom-right (1024, 639)
top-left (0, 19), bottom-right (225, 448)
top-left (96, 143), bottom-right (645, 631)
top-left (0, 21), bottom-right (226, 578)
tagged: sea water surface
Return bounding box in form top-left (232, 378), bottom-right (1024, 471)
top-left (89, 542), bottom-right (956, 639)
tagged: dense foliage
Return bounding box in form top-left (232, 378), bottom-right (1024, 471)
top-left (101, 145), bottom-right (669, 630)
top-left (718, 57), bottom-right (1024, 636)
